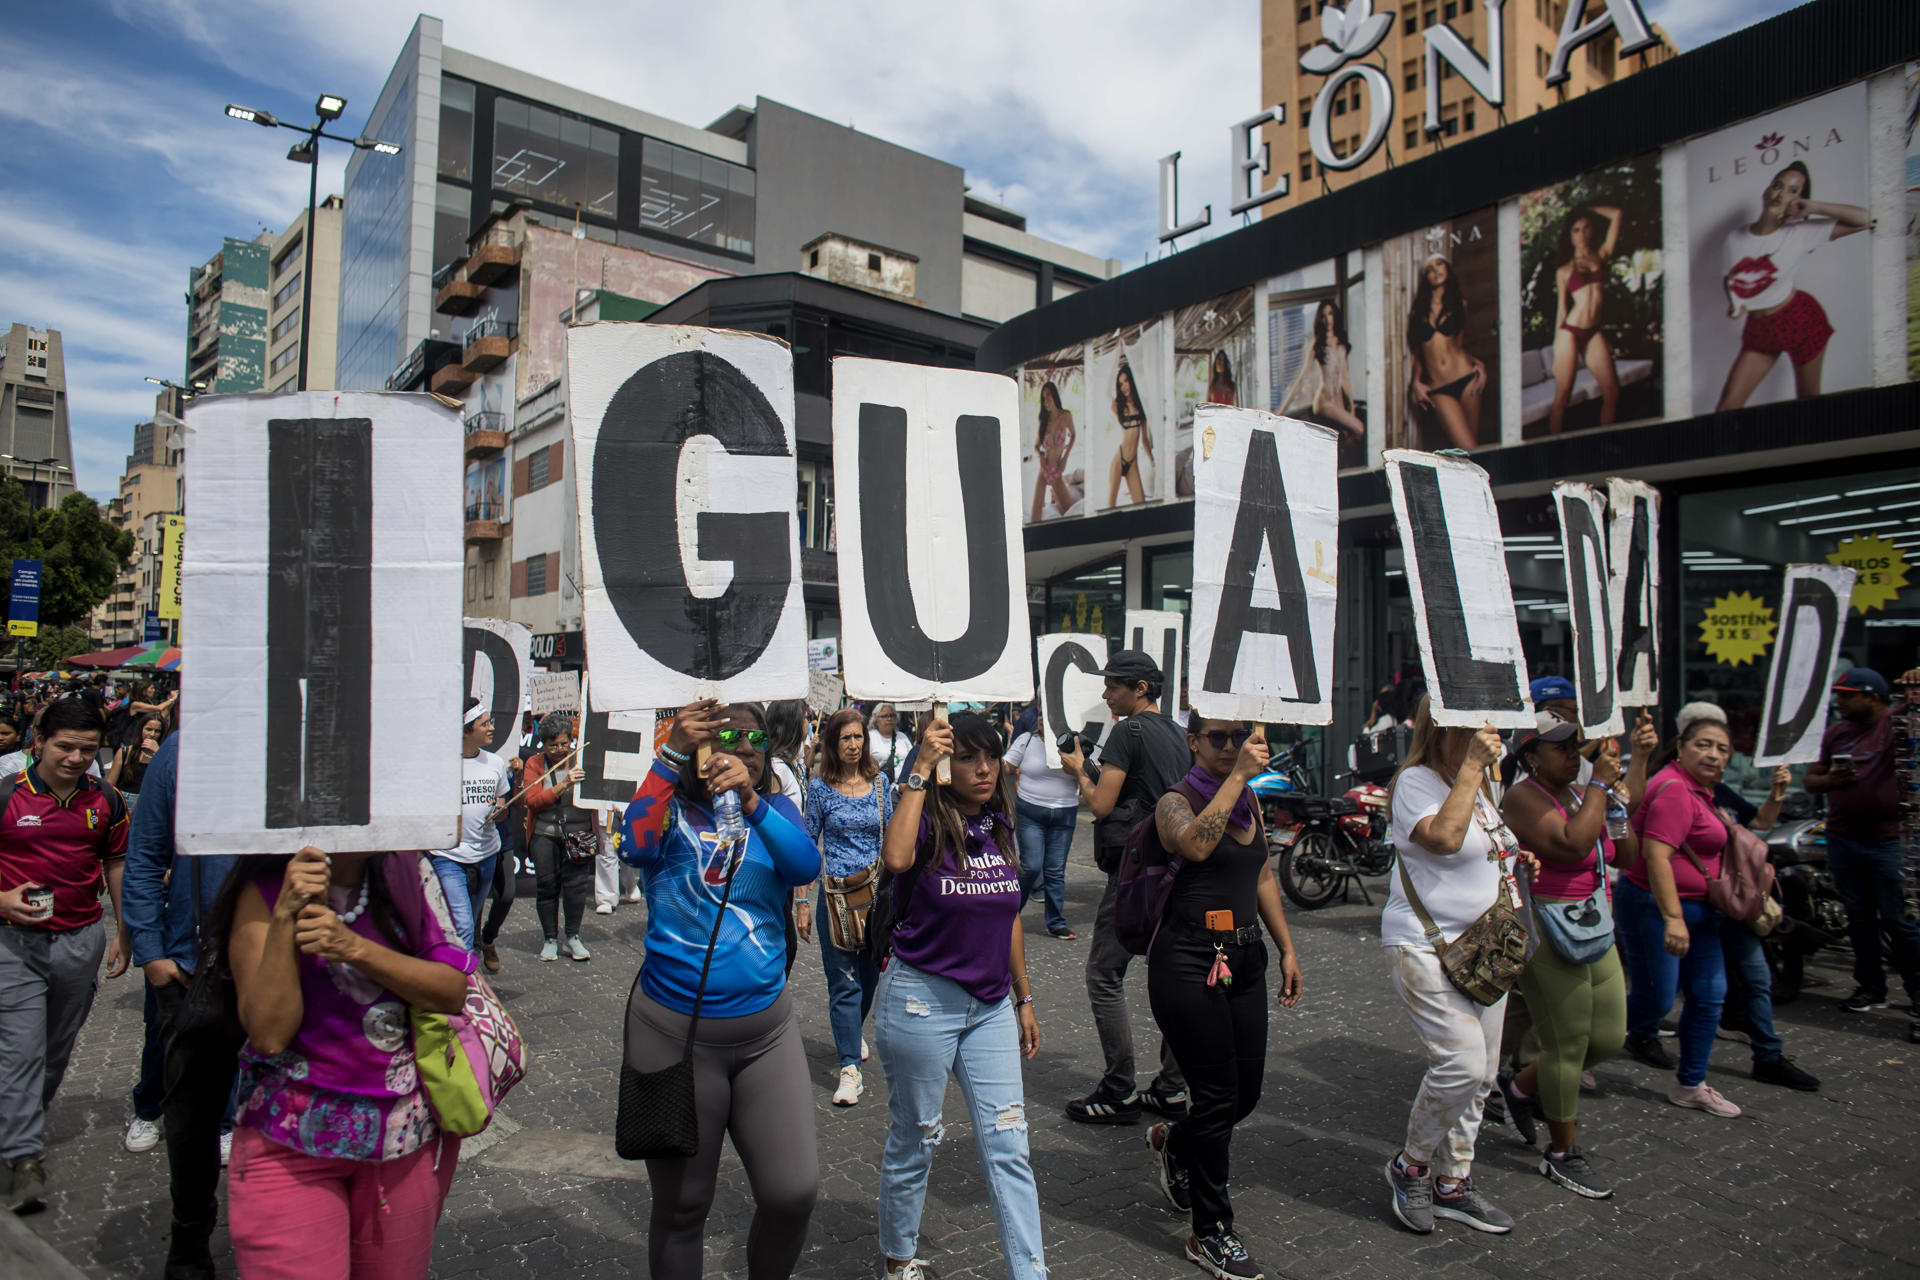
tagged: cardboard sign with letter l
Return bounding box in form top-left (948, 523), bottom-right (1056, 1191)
top-left (1385, 449), bottom-right (1533, 730)
top-left (1188, 407), bottom-right (1339, 725)
top-left (176, 391), bottom-right (464, 854)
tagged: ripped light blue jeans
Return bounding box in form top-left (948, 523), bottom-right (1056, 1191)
top-left (874, 961), bottom-right (1046, 1280)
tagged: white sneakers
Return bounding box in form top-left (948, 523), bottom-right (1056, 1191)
top-left (567, 935), bottom-right (592, 962)
top-left (834, 1065), bottom-right (864, 1106)
top-left (861, 1037), bottom-right (870, 1062)
top-left (1670, 1081), bottom-right (1741, 1117)
top-left (123, 1117), bottom-right (161, 1153)
top-left (593, 902), bottom-right (614, 915)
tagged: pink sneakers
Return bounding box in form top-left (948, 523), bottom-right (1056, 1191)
top-left (1669, 1081), bottom-right (1741, 1117)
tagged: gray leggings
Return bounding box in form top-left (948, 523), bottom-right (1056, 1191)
top-left (625, 986), bottom-right (819, 1279)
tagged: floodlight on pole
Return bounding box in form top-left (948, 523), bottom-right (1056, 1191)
top-left (355, 136), bottom-right (402, 155)
top-left (315, 93), bottom-right (347, 121)
top-left (225, 104), bottom-right (278, 127)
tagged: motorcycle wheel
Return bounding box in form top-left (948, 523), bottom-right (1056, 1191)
top-left (1278, 830), bottom-right (1343, 910)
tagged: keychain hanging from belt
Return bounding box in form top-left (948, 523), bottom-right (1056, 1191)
top-left (1204, 908), bottom-right (1235, 987)
top-left (1474, 792), bottom-right (1524, 910)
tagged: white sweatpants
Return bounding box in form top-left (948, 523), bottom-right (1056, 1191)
top-left (1386, 944), bottom-right (1505, 1178)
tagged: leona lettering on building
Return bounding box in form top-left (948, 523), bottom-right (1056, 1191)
top-left (1702, 127), bottom-right (1850, 186)
top-left (1158, 0), bottom-right (1659, 243)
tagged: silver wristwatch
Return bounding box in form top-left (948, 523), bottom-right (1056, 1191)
top-left (903, 772), bottom-right (929, 792)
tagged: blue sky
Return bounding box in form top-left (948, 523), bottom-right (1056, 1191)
top-left (1, 0), bottom-right (1806, 499)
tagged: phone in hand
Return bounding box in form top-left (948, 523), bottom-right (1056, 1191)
top-left (1831, 752), bottom-right (1854, 772)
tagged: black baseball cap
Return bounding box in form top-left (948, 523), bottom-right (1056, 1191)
top-left (1833, 667), bottom-right (1890, 697)
top-left (1096, 650), bottom-right (1163, 686)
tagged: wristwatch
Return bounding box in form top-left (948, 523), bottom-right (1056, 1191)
top-left (903, 772), bottom-right (929, 792)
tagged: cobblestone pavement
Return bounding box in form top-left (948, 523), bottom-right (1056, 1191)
top-left (23, 821), bottom-right (1920, 1279)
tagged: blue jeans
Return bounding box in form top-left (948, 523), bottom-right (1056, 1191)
top-left (132, 981), bottom-right (166, 1121)
top-left (817, 886), bottom-right (880, 1068)
top-left (1826, 834), bottom-right (1920, 1001)
top-left (1718, 917), bottom-right (1784, 1064)
top-left (1014, 799), bottom-right (1075, 934)
top-left (1616, 876), bottom-right (1726, 1087)
top-left (431, 855), bottom-right (496, 950)
top-left (874, 963), bottom-right (1045, 1279)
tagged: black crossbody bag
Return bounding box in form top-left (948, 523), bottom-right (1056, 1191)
top-left (615, 840), bottom-right (739, 1161)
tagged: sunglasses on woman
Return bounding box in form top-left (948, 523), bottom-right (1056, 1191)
top-left (715, 729), bottom-right (768, 751)
top-left (1197, 729), bottom-right (1253, 749)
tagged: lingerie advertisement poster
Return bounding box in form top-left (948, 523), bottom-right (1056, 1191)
top-left (1517, 154), bottom-right (1665, 440)
top-left (1172, 287), bottom-right (1256, 500)
top-left (1019, 344), bottom-right (1089, 524)
top-left (1685, 82), bottom-right (1871, 415)
top-left (1379, 207), bottom-right (1501, 453)
top-left (1267, 250), bottom-right (1371, 470)
top-left (1088, 320), bottom-right (1169, 511)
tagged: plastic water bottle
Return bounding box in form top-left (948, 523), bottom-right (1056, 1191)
top-left (1605, 789), bottom-right (1630, 841)
top-left (715, 788), bottom-right (747, 845)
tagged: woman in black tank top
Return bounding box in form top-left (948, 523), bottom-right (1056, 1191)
top-left (1144, 714), bottom-right (1305, 1280)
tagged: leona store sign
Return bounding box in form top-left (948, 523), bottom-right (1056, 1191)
top-left (1159, 0), bottom-right (1661, 243)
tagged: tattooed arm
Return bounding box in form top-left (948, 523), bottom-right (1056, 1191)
top-left (1155, 784), bottom-right (1244, 863)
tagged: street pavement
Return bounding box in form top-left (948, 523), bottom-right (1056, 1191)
top-left (23, 818), bottom-right (1920, 1279)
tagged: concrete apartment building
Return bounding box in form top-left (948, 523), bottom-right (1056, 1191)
top-left (0, 324), bottom-right (77, 509)
top-left (1255, 0), bottom-right (1676, 213)
top-left (265, 194), bottom-right (343, 392)
top-left (190, 196), bottom-right (343, 395)
top-left (349, 13), bottom-right (1120, 650)
top-left (91, 391), bottom-right (184, 645)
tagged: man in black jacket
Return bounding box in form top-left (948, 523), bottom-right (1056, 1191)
top-left (1060, 651), bottom-right (1192, 1124)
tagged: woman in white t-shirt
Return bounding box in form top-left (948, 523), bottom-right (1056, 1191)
top-left (1002, 713), bottom-right (1081, 940)
top-left (1381, 698), bottom-right (1526, 1239)
top-left (867, 704), bottom-right (913, 783)
top-left (1714, 159), bottom-right (1869, 411)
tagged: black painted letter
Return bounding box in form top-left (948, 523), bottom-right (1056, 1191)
top-left (1202, 429), bottom-right (1319, 703)
top-left (1761, 577), bottom-right (1840, 760)
top-left (1560, 495), bottom-right (1615, 726)
top-left (1400, 462), bottom-right (1523, 714)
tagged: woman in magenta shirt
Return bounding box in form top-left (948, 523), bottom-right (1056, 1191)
top-left (1618, 718), bottom-right (1740, 1118)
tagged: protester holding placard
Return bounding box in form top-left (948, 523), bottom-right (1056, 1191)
top-left (874, 712), bottom-right (1043, 1280)
top-left (1382, 700), bottom-right (1525, 1237)
top-left (1497, 710), bottom-right (1636, 1200)
top-left (1003, 711), bottom-right (1080, 941)
top-left (1617, 716), bottom-right (1741, 1118)
top-left (619, 698), bottom-right (820, 1280)
top-left (215, 847), bottom-right (473, 1279)
top-left (803, 709), bottom-right (891, 1106)
top-left (1146, 715), bottom-right (1304, 1280)
top-left (1060, 651), bottom-right (1190, 1125)
top-left (428, 699), bottom-right (512, 951)
top-left (869, 705), bottom-right (914, 784)
top-left (524, 712), bottom-right (598, 963)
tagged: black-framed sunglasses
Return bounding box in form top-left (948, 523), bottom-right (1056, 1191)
top-left (1197, 729), bottom-right (1253, 750)
top-left (715, 729), bottom-right (768, 751)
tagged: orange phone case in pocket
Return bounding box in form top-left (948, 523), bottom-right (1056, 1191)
top-left (1204, 909), bottom-right (1234, 932)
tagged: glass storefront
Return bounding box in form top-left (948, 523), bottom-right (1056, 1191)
top-left (1043, 556), bottom-right (1124, 653)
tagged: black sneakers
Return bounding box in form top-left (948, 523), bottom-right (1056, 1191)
top-left (1624, 1033), bottom-right (1676, 1071)
top-left (1186, 1226), bottom-right (1263, 1279)
top-left (1753, 1057), bottom-right (1820, 1091)
top-left (1840, 988), bottom-right (1889, 1013)
top-left (1541, 1147), bottom-right (1614, 1199)
top-left (1140, 1082), bottom-right (1190, 1118)
top-left (1494, 1068), bottom-right (1537, 1145)
top-left (1148, 1123), bottom-right (1192, 1213)
top-left (1065, 1089), bottom-right (1141, 1125)
top-left (8, 1156), bottom-right (47, 1214)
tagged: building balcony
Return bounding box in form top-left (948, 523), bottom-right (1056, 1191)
top-left (800, 547), bottom-right (837, 585)
top-left (466, 230), bottom-right (522, 287)
top-left (465, 500), bottom-right (508, 543)
top-left (431, 361), bottom-right (480, 395)
top-left (189, 326), bottom-right (218, 363)
top-left (435, 278), bottom-right (486, 316)
top-left (462, 317), bottom-right (517, 373)
top-left (464, 411), bottom-right (507, 457)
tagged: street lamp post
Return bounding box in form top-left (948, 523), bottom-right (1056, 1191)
top-left (224, 95), bottom-right (402, 391)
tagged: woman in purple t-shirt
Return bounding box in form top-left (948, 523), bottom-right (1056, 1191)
top-left (216, 845), bottom-right (475, 1280)
top-left (874, 712), bottom-right (1043, 1280)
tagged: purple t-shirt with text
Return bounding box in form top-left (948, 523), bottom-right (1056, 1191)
top-left (890, 812), bottom-right (1022, 1001)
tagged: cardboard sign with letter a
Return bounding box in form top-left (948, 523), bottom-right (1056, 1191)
top-left (1553, 484), bottom-right (1622, 737)
top-left (568, 323), bottom-right (808, 712)
top-left (832, 358), bottom-right (1032, 706)
top-left (1608, 478), bottom-right (1660, 708)
top-left (1386, 449), bottom-right (1532, 730)
top-left (177, 391), bottom-right (463, 854)
top-left (1755, 564), bottom-right (1857, 767)
top-left (1036, 634), bottom-right (1111, 769)
top-left (1188, 407), bottom-right (1339, 725)
top-left (464, 617), bottom-right (532, 756)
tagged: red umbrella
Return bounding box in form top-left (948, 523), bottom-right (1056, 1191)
top-left (68, 645), bottom-right (152, 668)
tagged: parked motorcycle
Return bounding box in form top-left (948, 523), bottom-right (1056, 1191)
top-left (1249, 753), bottom-right (1393, 909)
top-left (1761, 809), bottom-right (1846, 1005)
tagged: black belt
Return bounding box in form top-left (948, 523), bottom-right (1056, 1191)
top-left (1170, 919), bottom-right (1260, 946)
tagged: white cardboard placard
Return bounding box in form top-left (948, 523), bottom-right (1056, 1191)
top-left (1125, 610), bottom-right (1187, 714)
top-left (464, 617), bottom-right (532, 757)
top-left (178, 391), bottom-right (463, 854)
top-left (807, 668), bottom-right (846, 717)
top-left (527, 670), bottom-right (581, 718)
top-left (1552, 483), bottom-right (1624, 737)
top-left (568, 323), bottom-right (808, 711)
top-left (1608, 478), bottom-right (1661, 708)
top-left (1385, 448), bottom-right (1533, 730)
top-left (576, 674), bottom-right (658, 812)
top-left (1754, 564), bottom-right (1857, 767)
top-left (832, 357), bottom-right (1032, 704)
top-left (1188, 406), bottom-right (1340, 725)
top-left (1036, 633), bottom-right (1111, 770)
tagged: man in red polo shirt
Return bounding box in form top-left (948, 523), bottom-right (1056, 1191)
top-left (0, 697), bottom-right (130, 1213)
